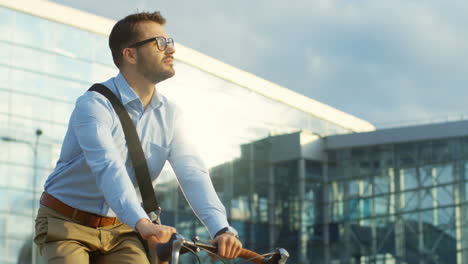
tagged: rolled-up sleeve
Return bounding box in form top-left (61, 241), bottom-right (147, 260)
top-left (168, 110), bottom-right (229, 238)
top-left (71, 94), bottom-right (148, 229)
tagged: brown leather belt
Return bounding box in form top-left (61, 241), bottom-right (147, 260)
top-left (40, 192), bottom-right (121, 228)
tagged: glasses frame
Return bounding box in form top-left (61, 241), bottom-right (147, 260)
top-left (128, 36), bottom-right (174, 51)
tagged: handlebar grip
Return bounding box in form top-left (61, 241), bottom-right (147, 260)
top-left (239, 249), bottom-right (287, 264)
top-left (238, 248), bottom-right (264, 264)
top-left (154, 233), bottom-right (179, 262)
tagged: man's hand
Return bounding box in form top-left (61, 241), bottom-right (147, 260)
top-left (209, 233), bottom-right (243, 259)
top-left (135, 218), bottom-right (176, 243)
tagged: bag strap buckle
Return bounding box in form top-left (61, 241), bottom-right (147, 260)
top-left (148, 207), bottom-right (162, 224)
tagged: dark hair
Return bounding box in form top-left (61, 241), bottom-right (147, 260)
top-left (109, 11), bottom-right (166, 68)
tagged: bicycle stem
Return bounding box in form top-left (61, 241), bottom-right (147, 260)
top-left (170, 234), bottom-right (184, 264)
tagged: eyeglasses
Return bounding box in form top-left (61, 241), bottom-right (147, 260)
top-left (128, 36), bottom-right (175, 51)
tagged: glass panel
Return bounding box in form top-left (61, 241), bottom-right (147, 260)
top-left (421, 189), bottom-right (434, 209)
top-left (361, 198), bottom-right (371, 218)
top-left (11, 93), bottom-right (51, 121)
top-left (93, 34), bottom-right (114, 66)
top-left (402, 212), bottom-right (419, 223)
top-left (437, 207), bottom-right (454, 228)
top-left (345, 198), bottom-right (360, 220)
top-left (36, 144), bottom-right (54, 170)
top-left (14, 11), bottom-right (93, 60)
top-left (305, 161), bottom-right (321, 180)
top-left (50, 123), bottom-right (68, 143)
top-left (7, 214), bottom-right (33, 238)
top-left (11, 45), bottom-right (46, 73)
top-left (10, 68), bottom-right (48, 96)
top-left (6, 142), bottom-right (33, 166)
top-left (0, 236), bottom-right (6, 264)
top-left (54, 55), bottom-right (91, 81)
top-left (35, 168), bottom-right (51, 192)
top-left (0, 188), bottom-right (33, 215)
top-left (331, 201), bottom-right (343, 221)
top-left (464, 162), bottom-right (468, 181)
top-left (374, 174), bottom-right (390, 195)
top-left (49, 22), bottom-right (93, 59)
top-left (48, 77), bottom-right (86, 102)
top-left (50, 101), bottom-right (73, 124)
top-left (421, 209), bottom-right (434, 225)
top-left (419, 142), bottom-right (433, 163)
top-left (259, 197), bottom-right (268, 223)
top-left (231, 196), bottom-right (250, 221)
top-left (6, 238), bottom-right (29, 264)
top-left (0, 215), bottom-right (6, 238)
top-left (1, 163), bottom-right (32, 190)
top-left (90, 63), bottom-right (117, 83)
top-left (14, 11), bottom-right (50, 48)
top-left (401, 191), bottom-right (418, 211)
top-left (419, 165), bottom-right (433, 187)
top-left (436, 185), bottom-right (453, 207)
top-left (348, 180), bottom-right (359, 196)
top-left (304, 191), bottom-right (315, 227)
top-left (396, 144), bottom-right (416, 167)
top-left (0, 90), bottom-right (9, 114)
top-left (465, 182), bottom-right (468, 202)
top-left (0, 41), bottom-right (12, 66)
top-left (11, 45), bottom-right (92, 82)
top-left (374, 196), bottom-right (389, 215)
top-left (331, 181), bottom-right (344, 202)
top-left (0, 7), bottom-right (14, 42)
top-left (402, 168), bottom-right (418, 191)
top-left (433, 141), bottom-right (451, 162)
top-left (0, 65), bottom-right (10, 87)
top-left (361, 179), bottom-right (372, 197)
top-left (436, 164), bottom-right (454, 184)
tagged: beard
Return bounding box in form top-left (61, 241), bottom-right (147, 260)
top-left (137, 55), bottom-right (175, 84)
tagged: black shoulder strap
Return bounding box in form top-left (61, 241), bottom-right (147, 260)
top-left (88, 83), bottom-right (160, 214)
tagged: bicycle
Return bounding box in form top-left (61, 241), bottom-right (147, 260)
top-left (152, 233), bottom-right (290, 264)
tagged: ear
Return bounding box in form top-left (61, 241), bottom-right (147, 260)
top-left (122, 47), bottom-right (138, 65)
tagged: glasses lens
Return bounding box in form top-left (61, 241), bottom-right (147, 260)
top-left (156, 37), bottom-right (166, 51)
top-left (167, 38), bottom-right (174, 49)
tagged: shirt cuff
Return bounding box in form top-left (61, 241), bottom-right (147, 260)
top-left (205, 215), bottom-right (230, 238)
top-left (121, 206), bottom-right (150, 230)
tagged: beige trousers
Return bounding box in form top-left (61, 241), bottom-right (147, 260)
top-left (34, 205), bottom-right (151, 264)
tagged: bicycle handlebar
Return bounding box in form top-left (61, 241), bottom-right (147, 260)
top-left (154, 233), bottom-right (289, 264)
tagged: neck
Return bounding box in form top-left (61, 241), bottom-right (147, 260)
top-left (121, 70), bottom-right (156, 109)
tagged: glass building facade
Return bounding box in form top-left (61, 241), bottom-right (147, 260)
top-left (321, 128), bottom-right (468, 264)
top-left (191, 128), bottom-right (468, 264)
top-left (0, 2), bottom-right (369, 264)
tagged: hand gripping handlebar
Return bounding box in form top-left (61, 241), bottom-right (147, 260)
top-left (154, 233), bottom-right (289, 264)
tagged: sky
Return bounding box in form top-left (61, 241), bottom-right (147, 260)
top-left (52, 0), bottom-right (468, 128)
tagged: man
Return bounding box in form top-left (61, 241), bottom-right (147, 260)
top-left (34, 11), bottom-right (242, 263)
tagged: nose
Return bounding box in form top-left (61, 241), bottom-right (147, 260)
top-left (165, 45), bottom-right (175, 56)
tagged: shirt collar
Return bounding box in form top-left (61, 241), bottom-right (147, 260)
top-left (148, 91), bottom-right (163, 109)
top-left (114, 73), bottom-right (139, 106)
top-left (114, 73), bottom-right (163, 109)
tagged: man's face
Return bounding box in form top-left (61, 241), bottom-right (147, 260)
top-left (133, 21), bottom-right (175, 84)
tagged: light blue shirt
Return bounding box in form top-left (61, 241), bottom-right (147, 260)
top-left (44, 73), bottom-right (229, 237)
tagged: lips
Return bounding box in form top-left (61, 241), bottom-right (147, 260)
top-left (163, 57), bottom-right (174, 64)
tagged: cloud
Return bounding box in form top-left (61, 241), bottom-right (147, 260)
top-left (51, 0), bottom-right (468, 128)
